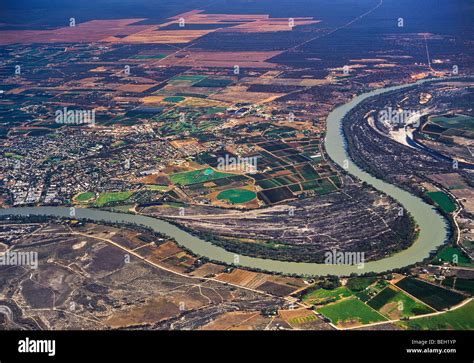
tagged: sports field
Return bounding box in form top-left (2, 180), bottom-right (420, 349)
top-left (95, 191), bottom-right (134, 207)
top-left (170, 168), bottom-right (235, 186)
top-left (317, 297), bottom-right (387, 326)
top-left (75, 192), bottom-right (95, 202)
top-left (399, 301), bottom-right (474, 330)
top-left (426, 191), bottom-right (456, 213)
top-left (216, 189), bottom-right (256, 204)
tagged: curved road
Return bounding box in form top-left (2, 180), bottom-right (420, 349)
top-left (0, 78), bottom-right (451, 276)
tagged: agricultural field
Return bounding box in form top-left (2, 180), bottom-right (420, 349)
top-left (279, 308), bottom-right (332, 330)
top-left (193, 78), bottom-right (233, 88)
top-left (302, 286), bottom-right (353, 306)
top-left (416, 110), bottom-right (474, 166)
top-left (216, 189), bottom-right (256, 204)
top-left (353, 280), bottom-right (389, 302)
top-left (248, 137), bottom-right (340, 204)
top-left (433, 246), bottom-right (472, 266)
top-left (130, 54), bottom-right (166, 60)
top-left (440, 277), bottom-right (474, 295)
top-left (163, 96), bottom-right (185, 103)
top-left (287, 314), bottom-right (318, 325)
top-left (425, 191), bottom-right (456, 213)
top-left (186, 136), bottom-right (341, 206)
top-left (395, 277), bottom-right (466, 310)
top-left (317, 297), bottom-right (387, 327)
top-left (429, 114), bottom-right (474, 132)
top-left (143, 185), bottom-right (170, 192)
top-left (95, 191), bottom-right (135, 207)
top-left (346, 277), bottom-right (378, 292)
top-left (462, 239), bottom-right (474, 250)
top-left (169, 168), bottom-right (236, 186)
top-left (367, 285), bottom-right (434, 319)
top-left (399, 301), bottom-right (474, 330)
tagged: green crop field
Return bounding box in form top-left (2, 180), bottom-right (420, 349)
top-left (395, 277), bottom-right (465, 310)
top-left (462, 240), bottom-right (474, 249)
top-left (434, 246), bottom-right (471, 265)
top-left (193, 78), bottom-right (233, 88)
top-left (257, 179), bottom-right (281, 189)
top-left (441, 277), bottom-right (474, 295)
top-left (131, 54), bottom-right (166, 59)
top-left (346, 277), bottom-right (377, 292)
top-left (95, 191), bottom-right (134, 207)
top-left (216, 189), bottom-right (256, 204)
top-left (298, 164), bottom-right (320, 180)
top-left (4, 152), bottom-right (23, 160)
top-left (430, 114), bottom-right (474, 132)
top-left (302, 286), bottom-right (353, 305)
top-left (75, 192), bottom-right (95, 202)
top-left (400, 301), bottom-right (474, 330)
top-left (317, 297), bottom-right (387, 326)
top-left (355, 280), bottom-right (390, 302)
top-left (164, 96), bottom-right (185, 103)
top-left (144, 185), bottom-right (169, 191)
top-left (204, 107), bottom-right (227, 115)
top-left (301, 178), bottom-right (337, 194)
top-left (426, 191), bottom-right (456, 213)
top-left (452, 279), bottom-right (474, 295)
top-left (171, 75), bottom-right (207, 83)
top-left (288, 315), bottom-right (318, 325)
top-left (367, 286), bottom-right (434, 319)
top-left (170, 168), bottom-right (236, 186)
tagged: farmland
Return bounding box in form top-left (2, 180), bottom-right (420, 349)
top-left (395, 277), bottom-right (465, 311)
top-left (302, 286), bottom-right (353, 306)
top-left (169, 168), bottom-right (236, 186)
top-left (353, 280), bottom-right (389, 302)
top-left (425, 191), bottom-right (456, 213)
top-left (416, 111), bottom-right (474, 166)
top-left (433, 246), bottom-right (471, 265)
top-left (367, 285), bottom-right (434, 319)
top-left (317, 297), bottom-right (387, 327)
top-left (429, 114), bottom-right (474, 132)
top-left (399, 301), bottom-right (474, 330)
top-left (216, 189), bottom-right (256, 204)
top-left (440, 277), bottom-right (474, 295)
top-left (0, 0), bottom-right (473, 339)
top-left (346, 277), bottom-right (378, 292)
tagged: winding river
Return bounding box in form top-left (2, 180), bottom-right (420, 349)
top-left (0, 78), bottom-right (450, 276)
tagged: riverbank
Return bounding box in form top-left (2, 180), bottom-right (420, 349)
top-left (0, 78), bottom-right (451, 276)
